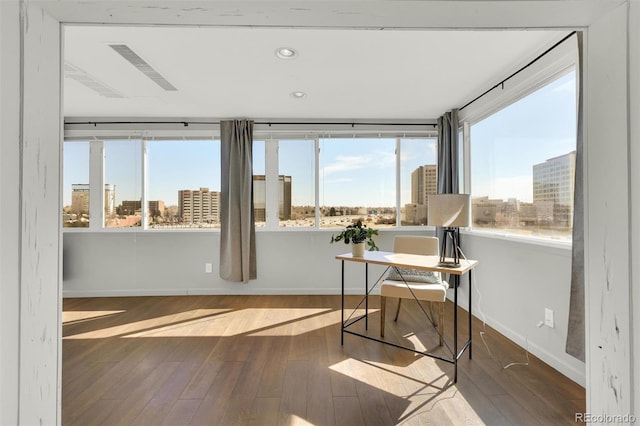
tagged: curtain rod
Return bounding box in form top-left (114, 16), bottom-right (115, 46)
top-left (459, 30), bottom-right (577, 111)
top-left (65, 120), bottom-right (437, 127)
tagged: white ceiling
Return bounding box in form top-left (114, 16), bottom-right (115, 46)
top-left (63, 25), bottom-right (569, 120)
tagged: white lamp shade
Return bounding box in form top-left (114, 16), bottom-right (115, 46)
top-left (427, 194), bottom-right (471, 227)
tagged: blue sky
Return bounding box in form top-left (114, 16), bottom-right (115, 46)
top-left (63, 69), bottom-right (576, 208)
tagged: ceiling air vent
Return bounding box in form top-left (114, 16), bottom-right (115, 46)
top-left (109, 44), bottom-right (177, 91)
top-left (64, 62), bottom-right (125, 98)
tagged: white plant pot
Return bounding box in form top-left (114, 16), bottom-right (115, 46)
top-left (351, 242), bottom-right (365, 257)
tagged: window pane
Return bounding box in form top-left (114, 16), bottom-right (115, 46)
top-left (279, 139), bottom-right (315, 227)
top-left (319, 137), bottom-right (396, 229)
top-left (147, 140), bottom-right (220, 229)
top-left (400, 138), bottom-right (438, 226)
top-left (470, 70), bottom-right (577, 240)
top-left (104, 140), bottom-right (142, 228)
top-left (63, 141), bottom-right (90, 228)
top-left (253, 140), bottom-right (266, 227)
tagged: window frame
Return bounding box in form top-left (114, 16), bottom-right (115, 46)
top-left (62, 127), bottom-right (437, 233)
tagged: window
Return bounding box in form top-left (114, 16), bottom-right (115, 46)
top-left (278, 139), bottom-right (315, 228)
top-left (147, 139), bottom-right (220, 229)
top-left (399, 138), bottom-right (438, 226)
top-left (104, 140), bottom-right (142, 228)
top-left (470, 70), bottom-right (577, 240)
top-left (63, 130), bottom-right (436, 232)
top-left (253, 140), bottom-right (266, 227)
top-left (319, 137), bottom-right (396, 229)
top-left (63, 141), bottom-right (90, 228)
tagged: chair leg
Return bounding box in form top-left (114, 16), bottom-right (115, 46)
top-left (394, 298), bottom-right (402, 322)
top-left (380, 296), bottom-right (386, 338)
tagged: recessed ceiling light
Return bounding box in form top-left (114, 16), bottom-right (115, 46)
top-left (276, 47), bottom-right (297, 59)
top-left (290, 91), bottom-right (306, 99)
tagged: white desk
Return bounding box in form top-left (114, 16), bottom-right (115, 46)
top-left (336, 251), bottom-right (479, 383)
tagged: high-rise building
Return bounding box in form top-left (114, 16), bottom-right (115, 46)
top-left (533, 151), bottom-right (576, 227)
top-left (411, 164), bottom-right (438, 205)
top-left (405, 165), bottom-right (437, 225)
top-left (148, 200), bottom-right (165, 217)
top-left (252, 175), bottom-right (293, 222)
top-left (71, 183), bottom-right (116, 215)
top-left (71, 184), bottom-right (90, 214)
top-left (179, 188), bottom-right (220, 223)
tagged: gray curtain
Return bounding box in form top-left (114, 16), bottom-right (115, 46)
top-left (436, 110), bottom-right (460, 259)
top-left (566, 32), bottom-right (584, 361)
top-left (219, 120), bottom-right (257, 282)
top-left (437, 109), bottom-right (460, 195)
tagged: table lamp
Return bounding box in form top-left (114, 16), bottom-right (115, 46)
top-left (427, 194), bottom-right (471, 267)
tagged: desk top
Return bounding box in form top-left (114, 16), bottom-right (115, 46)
top-left (336, 251), bottom-right (478, 275)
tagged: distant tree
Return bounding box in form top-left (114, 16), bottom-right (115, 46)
top-left (329, 207), bottom-right (336, 216)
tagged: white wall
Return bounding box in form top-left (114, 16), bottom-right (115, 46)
top-left (584, 3), bottom-right (633, 417)
top-left (63, 230), bottom-right (403, 296)
top-left (0, 2), bottom-right (22, 425)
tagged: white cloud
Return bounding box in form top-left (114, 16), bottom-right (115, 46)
top-left (322, 155), bottom-right (371, 176)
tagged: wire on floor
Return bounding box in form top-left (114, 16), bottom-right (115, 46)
top-left (457, 246), bottom-right (530, 370)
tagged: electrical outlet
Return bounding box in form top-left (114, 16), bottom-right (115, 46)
top-left (205, 263), bottom-right (212, 273)
top-left (544, 308), bottom-right (554, 328)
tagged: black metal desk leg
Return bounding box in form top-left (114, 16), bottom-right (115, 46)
top-left (468, 270), bottom-right (472, 359)
top-left (365, 263), bottom-right (369, 330)
top-left (341, 260), bottom-right (345, 345)
top-left (454, 274), bottom-right (458, 383)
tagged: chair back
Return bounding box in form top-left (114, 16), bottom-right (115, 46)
top-left (392, 236), bottom-right (439, 256)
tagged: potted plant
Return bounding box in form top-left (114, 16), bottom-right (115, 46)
top-left (330, 220), bottom-right (379, 257)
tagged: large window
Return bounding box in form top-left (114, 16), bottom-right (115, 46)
top-left (252, 140), bottom-right (266, 227)
top-left (63, 141), bottom-right (90, 228)
top-left (104, 140), bottom-right (142, 228)
top-left (470, 70), bottom-right (577, 240)
top-left (279, 139), bottom-right (315, 228)
top-left (319, 137), bottom-right (396, 228)
top-left (63, 131), bottom-right (437, 231)
top-left (147, 140), bottom-right (220, 229)
top-left (399, 138), bottom-right (438, 226)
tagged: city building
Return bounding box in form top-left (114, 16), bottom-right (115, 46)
top-left (120, 200), bottom-right (141, 215)
top-left (71, 183), bottom-right (116, 215)
top-left (405, 164), bottom-right (437, 225)
top-left (253, 175), bottom-right (293, 222)
top-left (148, 200), bottom-right (165, 218)
top-left (119, 200), bottom-right (165, 217)
top-left (178, 188), bottom-right (220, 223)
top-left (533, 151), bottom-right (576, 227)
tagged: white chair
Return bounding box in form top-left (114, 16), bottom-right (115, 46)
top-left (380, 236), bottom-right (448, 345)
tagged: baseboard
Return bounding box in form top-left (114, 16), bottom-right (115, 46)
top-left (62, 287), bottom-right (375, 298)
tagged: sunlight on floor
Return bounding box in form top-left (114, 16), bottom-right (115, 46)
top-left (287, 415), bottom-right (316, 425)
top-left (63, 309), bottom-right (231, 339)
top-left (63, 308), bottom-right (369, 339)
top-left (62, 310), bottom-right (126, 324)
top-left (329, 358), bottom-right (478, 423)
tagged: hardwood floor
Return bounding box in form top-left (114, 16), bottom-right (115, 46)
top-left (62, 295), bottom-right (584, 425)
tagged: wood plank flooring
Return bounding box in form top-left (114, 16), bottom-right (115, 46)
top-left (62, 295), bottom-right (585, 425)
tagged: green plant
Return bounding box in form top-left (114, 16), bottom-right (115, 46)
top-left (330, 220), bottom-right (379, 251)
